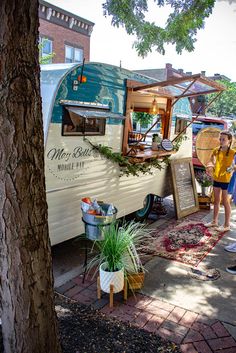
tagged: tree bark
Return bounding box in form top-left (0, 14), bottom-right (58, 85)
top-left (0, 1), bottom-right (62, 352)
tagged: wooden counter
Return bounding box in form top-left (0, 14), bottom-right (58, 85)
top-left (127, 148), bottom-right (175, 162)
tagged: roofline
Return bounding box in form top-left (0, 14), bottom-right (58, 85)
top-left (39, 0), bottom-right (94, 26)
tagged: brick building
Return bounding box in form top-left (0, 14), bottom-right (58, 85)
top-left (39, 0), bottom-right (94, 63)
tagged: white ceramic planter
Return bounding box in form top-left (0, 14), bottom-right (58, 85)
top-left (99, 263), bottom-right (124, 293)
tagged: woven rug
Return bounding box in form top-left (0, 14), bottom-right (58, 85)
top-left (149, 221), bottom-right (226, 267)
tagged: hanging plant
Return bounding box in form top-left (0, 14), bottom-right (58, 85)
top-left (85, 137), bottom-right (185, 177)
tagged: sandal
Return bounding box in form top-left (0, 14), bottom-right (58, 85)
top-left (205, 222), bottom-right (218, 228)
top-left (216, 225), bottom-right (230, 232)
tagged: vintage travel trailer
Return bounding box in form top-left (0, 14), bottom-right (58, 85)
top-left (40, 62), bottom-right (224, 245)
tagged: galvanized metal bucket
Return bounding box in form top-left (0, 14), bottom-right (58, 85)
top-left (82, 203), bottom-right (118, 240)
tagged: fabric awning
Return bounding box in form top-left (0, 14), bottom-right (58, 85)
top-left (65, 107), bottom-right (126, 120)
top-left (133, 74), bottom-right (226, 99)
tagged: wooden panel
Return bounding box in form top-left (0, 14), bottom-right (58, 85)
top-left (127, 149), bottom-right (175, 161)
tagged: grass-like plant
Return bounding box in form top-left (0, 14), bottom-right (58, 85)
top-left (88, 221), bottom-right (151, 274)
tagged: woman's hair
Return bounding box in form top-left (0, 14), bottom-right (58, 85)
top-left (218, 130), bottom-right (233, 155)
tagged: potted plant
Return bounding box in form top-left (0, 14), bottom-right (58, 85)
top-left (88, 221), bottom-right (149, 294)
top-left (195, 169), bottom-right (213, 196)
top-left (152, 133), bottom-right (161, 150)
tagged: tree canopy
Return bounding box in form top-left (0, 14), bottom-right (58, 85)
top-left (132, 111), bottom-right (154, 128)
top-left (207, 80), bottom-right (236, 117)
top-left (102, 0), bottom-right (216, 56)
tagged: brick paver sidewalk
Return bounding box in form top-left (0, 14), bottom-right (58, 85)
top-left (56, 210), bottom-right (236, 353)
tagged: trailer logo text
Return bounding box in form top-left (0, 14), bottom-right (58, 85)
top-left (47, 147), bottom-right (93, 162)
top-left (46, 146), bottom-right (95, 181)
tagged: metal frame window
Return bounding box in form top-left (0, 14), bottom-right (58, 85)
top-left (65, 45), bottom-right (83, 63)
top-left (175, 118), bottom-right (187, 135)
top-left (39, 37), bottom-right (53, 63)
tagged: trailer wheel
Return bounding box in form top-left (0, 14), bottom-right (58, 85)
top-left (134, 194), bottom-right (154, 221)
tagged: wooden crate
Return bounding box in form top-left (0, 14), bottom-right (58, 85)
top-left (198, 194), bottom-right (211, 209)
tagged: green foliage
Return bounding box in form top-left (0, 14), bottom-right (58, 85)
top-left (207, 80), bottom-right (236, 117)
top-left (195, 170), bottom-right (213, 187)
top-left (152, 133), bottom-right (161, 142)
top-left (102, 0), bottom-right (216, 56)
top-left (89, 221), bottom-right (149, 273)
top-left (39, 39), bottom-right (55, 64)
top-left (132, 112), bottom-right (154, 127)
top-left (85, 138), bottom-right (183, 176)
top-left (86, 139), bottom-right (170, 176)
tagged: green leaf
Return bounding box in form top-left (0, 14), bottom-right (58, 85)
top-left (103, 0), bottom-right (215, 55)
top-left (207, 80), bottom-right (236, 117)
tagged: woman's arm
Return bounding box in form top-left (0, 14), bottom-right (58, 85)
top-left (205, 151), bottom-right (215, 177)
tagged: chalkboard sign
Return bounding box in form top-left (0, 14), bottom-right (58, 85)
top-left (170, 158), bottom-right (199, 219)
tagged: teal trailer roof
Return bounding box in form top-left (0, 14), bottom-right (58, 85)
top-left (40, 62), bottom-right (157, 143)
top-left (40, 63), bottom-right (78, 142)
top-left (40, 62), bottom-right (195, 144)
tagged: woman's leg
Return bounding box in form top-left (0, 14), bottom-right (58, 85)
top-left (222, 189), bottom-right (231, 227)
top-left (213, 187), bottom-right (221, 224)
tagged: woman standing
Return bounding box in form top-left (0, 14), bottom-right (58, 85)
top-left (206, 130), bottom-right (236, 232)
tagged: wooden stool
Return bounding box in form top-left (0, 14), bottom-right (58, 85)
top-left (97, 276), bottom-right (127, 308)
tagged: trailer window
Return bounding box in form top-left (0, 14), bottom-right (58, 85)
top-left (175, 118), bottom-right (187, 135)
top-left (62, 109), bottom-right (106, 136)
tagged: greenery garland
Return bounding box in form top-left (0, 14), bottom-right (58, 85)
top-left (85, 134), bottom-right (188, 177)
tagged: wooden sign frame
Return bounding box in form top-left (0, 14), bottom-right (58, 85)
top-left (170, 158), bottom-right (199, 219)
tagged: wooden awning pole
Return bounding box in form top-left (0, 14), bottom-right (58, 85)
top-left (171, 78), bottom-right (198, 108)
top-left (171, 91), bottom-right (223, 144)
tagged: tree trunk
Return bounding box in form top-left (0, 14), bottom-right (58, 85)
top-left (0, 1), bottom-right (62, 352)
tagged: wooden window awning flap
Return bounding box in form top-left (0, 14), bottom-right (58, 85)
top-left (132, 74), bottom-right (226, 145)
top-left (123, 74), bottom-right (226, 158)
top-left (132, 74), bottom-right (226, 100)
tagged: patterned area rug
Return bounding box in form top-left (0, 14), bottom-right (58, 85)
top-left (150, 221), bottom-right (226, 267)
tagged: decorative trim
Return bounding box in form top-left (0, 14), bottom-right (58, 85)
top-left (46, 7), bottom-right (52, 20)
top-left (39, 0), bottom-right (94, 36)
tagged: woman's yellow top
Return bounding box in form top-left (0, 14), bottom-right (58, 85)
top-left (212, 147), bottom-right (236, 183)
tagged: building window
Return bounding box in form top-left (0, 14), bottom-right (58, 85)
top-left (39, 37), bottom-right (53, 63)
top-left (65, 45), bottom-right (83, 63)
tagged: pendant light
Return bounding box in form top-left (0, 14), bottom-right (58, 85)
top-left (150, 97), bottom-right (158, 115)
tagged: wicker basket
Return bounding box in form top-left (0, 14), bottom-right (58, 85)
top-left (127, 271), bottom-right (145, 290)
top-left (196, 127), bottom-right (221, 166)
